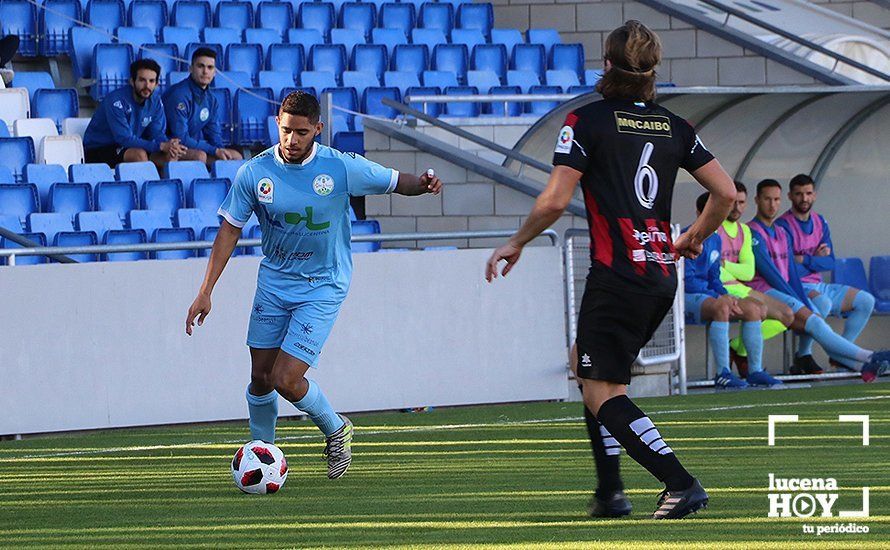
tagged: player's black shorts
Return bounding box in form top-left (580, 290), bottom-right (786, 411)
top-left (575, 285), bottom-right (674, 384)
top-left (84, 145), bottom-right (126, 167)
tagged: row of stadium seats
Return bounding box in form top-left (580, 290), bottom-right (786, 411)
top-left (833, 257), bottom-right (890, 314)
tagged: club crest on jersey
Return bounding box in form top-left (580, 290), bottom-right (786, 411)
top-left (257, 177), bottom-right (274, 203)
top-left (199, 107), bottom-right (209, 121)
top-left (312, 174), bottom-right (334, 196)
top-left (555, 125), bottom-right (573, 154)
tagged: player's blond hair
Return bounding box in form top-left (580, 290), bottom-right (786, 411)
top-left (596, 20), bottom-right (662, 102)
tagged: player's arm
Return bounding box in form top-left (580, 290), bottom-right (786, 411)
top-left (394, 171), bottom-right (442, 196)
top-left (675, 159), bottom-right (735, 259)
top-left (803, 217), bottom-right (835, 273)
top-left (185, 220), bottom-right (241, 335)
top-left (722, 226), bottom-right (755, 281)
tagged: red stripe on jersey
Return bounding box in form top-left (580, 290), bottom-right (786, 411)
top-left (583, 190), bottom-right (613, 268)
top-left (645, 218), bottom-right (670, 277)
top-left (617, 218), bottom-right (647, 276)
top-left (565, 112), bottom-right (579, 128)
top-left (659, 220), bottom-right (677, 260)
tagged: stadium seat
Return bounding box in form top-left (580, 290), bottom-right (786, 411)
top-left (351, 44), bottom-right (389, 81)
top-left (351, 219), bottom-right (381, 252)
top-left (419, 2), bottom-right (452, 39)
top-left (208, 88), bottom-right (233, 146)
top-left (212, 71), bottom-right (252, 93)
top-left (24, 163), bottom-right (67, 206)
top-left (456, 3), bottom-right (491, 39)
top-left (321, 86), bottom-right (359, 126)
top-left (76, 210), bottom-right (124, 241)
top-left (198, 225), bottom-right (221, 256)
top-left (95, 180), bottom-right (139, 223)
top-left (266, 115), bottom-right (278, 148)
top-left (300, 71), bottom-right (337, 94)
top-left (11, 72), bottom-right (55, 102)
top-left (405, 86), bottom-right (441, 116)
top-left (472, 44), bottom-right (507, 82)
top-left (298, 2), bottom-right (336, 42)
top-left (506, 69), bottom-right (540, 93)
top-left (117, 26), bottom-right (156, 49)
top-left (869, 256), bottom-right (890, 313)
top-left (175, 207), bottom-right (219, 234)
top-left (266, 44), bottom-right (305, 78)
top-left (70, 162), bottom-right (114, 185)
top-left (287, 29), bottom-right (325, 52)
top-left (226, 43), bottom-right (263, 84)
top-left (568, 84), bottom-right (595, 95)
top-left (584, 69), bottom-right (604, 85)
top-left (0, 213), bottom-right (24, 232)
top-left (40, 0), bottom-right (83, 56)
top-left (128, 209), bottom-right (172, 239)
top-left (189, 177), bottom-right (229, 212)
top-left (527, 85), bottom-right (561, 115)
top-left (48, 182), bottom-right (92, 221)
top-left (53, 230), bottom-right (99, 263)
top-left (488, 85), bottom-right (523, 117)
top-left (28, 212), bottom-right (74, 243)
top-left (202, 27), bottom-right (241, 51)
top-left (371, 28), bottom-right (407, 59)
top-left (141, 43), bottom-right (179, 90)
top-left (161, 26), bottom-right (200, 60)
top-left (0, 183), bottom-right (40, 226)
top-left (258, 71), bottom-right (296, 100)
top-left (103, 228), bottom-right (147, 261)
top-left (2, 1), bottom-right (37, 56)
top-left (443, 86), bottom-right (479, 117)
top-left (512, 44), bottom-right (546, 81)
top-left (422, 70), bottom-right (458, 90)
top-left (32, 89), bottom-right (79, 134)
top-left (115, 161), bottom-right (159, 194)
top-left (234, 87), bottom-right (275, 146)
top-left (245, 28), bottom-right (281, 56)
top-left (255, 0), bottom-right (293, 41)
top-left (153, 227), bottom-right (196, 260)
top-left (14, 119), bottom-right (58, 148)
top-left (62, 118), bottom-right (91, 139)
top-left (384, 71), bottom-right (421, 97)
top-left (343, 71), bottom-right (381, 99)
top-left (1, 232), bottom-right (47, 265)
top-left (330, 29), bottom-right (366, 60)
top-left (0, 88), bottom-right (31, 132)
top-left (332, 131), bottom-right (364, 155)
top-left (379, 3), bottom-right (415, 36)
top-left (128, 0), bottom-right (168, 42)
top-left (490, 28), bottom-right (523, 59)
top-left (362, 87), bottom-right (401, 118)
top-left (215, 1), bottom-right (253, 32)
top-left (0, 137), bottom-right (36, 183)
top-left (38, 136), bottom-right (84, 169)
top-left (86, 0), bottom-right (125, 35)
top-left (341, 2), bottom-right (376, 39)
top-left (550, 43), bottom-right (584, 75)
top-left (211, 159), bottom-right (245, 182)
top-left (410, 28), bottom-right (446, 49)
top-left (309, 44), bottom-right (348, 82)
top-left (833, 257), bottom-right (869, 290)
top-left (451, 29), bottom-right (485, 54)
top-left (166, 161), bottom-right (210, 190)
top-left (142, 179), bottom-right (185, 219)
top-left (546, 69), bottom-right (580, 92)
top-left (69, 27), bottom-right (106, 81)
top-left (527, 28), bottom-right (562, 58)
top-left (91, 43), bottom-right (134, 101)
top-left (432, 44), bottom-right (468, 84)
top-left (0, 165), bottom-right (10, 182)
top-left (467, 70), bottom-right (500, 94)
top-left (391, 44), bottom-right (429, 80)
top-left (172, 0), bottom-right (211, 32)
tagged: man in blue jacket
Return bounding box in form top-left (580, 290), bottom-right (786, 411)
top-left (83, 59), bottom-right (186, 169)
top-left (163, 48), bottom-right (242, 165)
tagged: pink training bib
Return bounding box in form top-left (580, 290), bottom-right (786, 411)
top-left (749, 221), bottom-right (791, 293)
top-left (778, 210), bottom-right (824, 284)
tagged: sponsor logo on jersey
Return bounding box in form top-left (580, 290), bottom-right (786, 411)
top-left (141, 116), bottom-right (152, 127)
top-left (295, 342), bottom-right (316, 356)
top-left (633, 226), bottom-right (668, 246)
top-left (614, 111), bottom-right (672, 137)
top-left (177, 102), bottom-right (187, 112)
top-left (257, 177), bottom-right (274, 203)
top-left (284, 206), bottom-right (330, 231)
top-left (312, 174), bottom-right (334, 196)
top-left (555, 125), bottom-right (574, 154)
top-left (199, 107), bottom-right (209, 121)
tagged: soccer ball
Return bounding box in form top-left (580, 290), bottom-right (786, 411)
top-left (231, 440), bottom-right (288, 494)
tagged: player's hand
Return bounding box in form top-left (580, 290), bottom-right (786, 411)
top-left (420, 171), bottom-right (442, 195)
top-left (186, 292), bottom-right (212, 336)
top-left (673, 232), bottom-right (702, 260)
top-left (486, 241), bottom-right (523, 282)
top-left (816, 244), bottom-right (831, 257)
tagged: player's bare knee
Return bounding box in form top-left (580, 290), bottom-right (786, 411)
top-left (714, 302), bottom-right (731, 322)
top-left (194, 149), bottom-right (208, 163)
top-left (124, 148), bottom-right (148, 162)
top-left (739, 301), bottom-right (762, 322)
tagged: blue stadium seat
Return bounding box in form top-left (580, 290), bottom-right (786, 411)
top-left (69, 27), bottom-right (106, 81)
top-left (384, 71), bottom-right (420, 97)
top-left (266, 115), bottom-right (278, 147)
top-left (103, 228), bottom-right (147, 261)
top-left (410, 28), bottom-right (446, 48)
top-left (0, 213), bottom-right (22, 232)
top-left (141, 43), bottom-right (179, 91)
top-left (490, 28), bottom-right (523, 59)
top-left (370, 28), bottom-right (406, 59)
top-left (41, 0), bottom-right (82, 56)
top-left (456, 3), bottom-right (491, 39)
top-left (300, 71), bottom-right (337, 94)
top-left (0, 232), bottom-right (46, 265)
top-left (117, 26), bottom-right (156, 50)
top-left (33, 89), bottom-right (78, 133)
top-left (86, 0), bottom-right (125, 35)
top-left (211, 159), bottom-right (245, 182)
top-left (568, 84), bottom-right (596, 95)
top-left (48, 182), bottom-right (92, 221)
top-left (351, 44), bottom-right (388, 80)
top-left (0, 124), bottom-right (8, 139)
top-left (115, 161), bottom-right (159, 195)
top-left (199, 226), bottom-right (220, 256)
top-left (341, 2), bottom-right (376, 39)
top-left (12, 72), bottom-right (54, 102)
top-left (24, 163), bottom-right (67, 206)
top-left (406, 86), bottom-right (441, 117)
top-left (351, 219), bottom-right (381, 252)
top-left (332, 131), bottom-right (364, 155)
top-left (512, 43), bottom-right (546, 81)
top-left (92, 43), bottom-right (134, 101)
top-left (584, 69), bottom-right (604, 85)
top-left (256, 1), bottom-right (293, 41)
top-left (161, 26), bottom-right (199, 59)
top-left (330, 29), bottom-right (366, 60)
top-left (467, 70), bottom-right (500, 94)
top-left (76, 210), bottom-right (124, 241)
top-left (189, 177), bottom-right (229, 212)
top-left (379, 2), bottom-right (415, 36)
top-left (0, 138), bottom-right (36, 183)
top-left (833, 257), bottom-right (869, 290)
top-left (259, 70), bottom-right (296, 100)
top-left (527, 85), bottom-right (561, 115)
top-left (1, 0), bottom-right (37, 56)
top-left (422, 70), bottom-right (458, 90)
top-left (184, 43), bottom-right (223, 70)
top-left (391, 44), bottom-right (429, 80)
top-left (506, 69), bottom-right (540, 93)
top-left (298, 2), bottom-right (336, 42)
top-left (209, 87), bottom-right (233, 146)
top-left (166, 160), bottom-right (210, 191)
top-left (235, 87), bottom-right (275, 146)
top-left (202, 27), bottom-right (241, 51)
top-left (0, 183), bottom-right (40, 226)
top-left (869, 256), bottom-right (890, 313)
top-left (226, 43), bottom-right (263, 83)
top-left (95, 180), bottom-right (138, 223)
top-left (215, 0), bottom-right (253, 33)
top-left (309, 44), bottom-right (348, 82)
top-left (54, 230), bottom-right (99, 263)
top-left (546, 69), bottom-right (580, 92)
top-left (443, 85), bottom-right (479, 117)
top-left (142, 178), bottom-right (185, 219)
top-left (266, 43), bottom-right (305, 78)
top-left (432, 44), bottom-right (468, 84)
top-left (245, 28), bottom-right (281, 56)
top-left (550, 43), bottom-right (584, 75)
top-left (472, 43), bottom-right (507, 82)
top-left (175, 207), bottom-right (219, 235)
top-left (527, 28), bottom-right (561, 58)
top-left (362, 86), bottom-right (400, 118)
top-left (321, 86), bottom-right (359, 127)
top-left (128, 208), bottom-right (172, 239)
top-left (28, 212), bottom-right (74, 243)
top-left (287, 29), bottom-right (325, 51)
top-left (488, 85), bottom-right (523, 117)
top-left (70, 162), bottom-right (114, 185)
top-left (128, 0), bottom-right (168, 42)
top-left (172, 0), bottom-right (210, 32)
top-left (153, 227), bottom-right (196, 259)
top-left (419, 2), bottom-right (452, 39)
top-left (0, 165), bottom-right (12, 182)
top-left (212, 70), bottom-right (252, 93)
top-left (343, 70), bottom-right (381, 99)
top-left (451, 28), bottom-right (485, 53)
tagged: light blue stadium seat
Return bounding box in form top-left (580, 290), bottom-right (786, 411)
top-left (568, 84), bottom-right (595, 95)
top-left (189, 177), bottom-right (229, 213)
top-left (49, 182), bottom-right (92, 221)
top-left (213, 70), bottom-right (252, 93)
top-left (235, 87), bottom-right (275, 146)
top-left (490, 28), bottom-right (523, 59)
top-left (341, 2), bottom-right (375, 40)
top-left (76, 210), bottom-right (124, 241)
top-left (54, 230), bottom-right (99, 262)
top-left (117, 26), bottom-right (156, 50)
top-left (833, 257), bottom-right (869, 291)
top-left (506, 69), bottom-right (540, 93)
top-left (202, 27), bottom-right (241, 51)
top-left (363, 86), bottom-right (400, 118)
top-left (489, 85), bottom-right (523, 117)
top-left (95, 180), bottom-right (139, 223)
top-left (208, 87), bottom-right (233, 146)
top-left (266, 116), bottom-right (278, 149)
top-left (24, 163), bottom-right (67, 206)
top-left (422, 70), bottom-right (458, 90)
top-left (103, 228), bottom-right (148, 261)
top-left (175, 207), bottom-right (220, 235)
top-left (406, 86), bottom-right (441, 117)
top-left (0, 232), bottom-right (46, 265)
top-left (0, 123), bottom-right (7, 139)
top-left (321, 86), bottom-right (359, 127)
top-left (69, 27), bottom-right (106, 81)
top-left (527, 84), bottom-right (561, 115)
top-left (467, 70), bottom-right (500, 94)
top-left (456, 3), bottom-right (491, 39)
top-left (527, 28), bottom-right (561, 58)
top-left (342, 70), bottom-right (380, 99)
top-left (128, 0), bottom-right (168, 42)
top-left (392, 44), bottom-right (429, 80)
top-left (215, 0), bottom-right (253, 33)
top-left (255, 0), bottom-right (293, 41)
top-left (453, 31), bottom-right (487, 60)
top-left (0, 165), bottom-right (12, 182)
top-left (0, 138), bottom-right (36, 183)
top-left (266, 43), bottom-right (305, 78)
top-left (419, 2), bottom-right (452, 39)
top-left (370, 28), bottom-right (406, 59)
top-left (443, 85), bottom-right (479, 117)
top-left (161, 26), bottom-right (200, 59)
top-left (332, 131), bottom-right (364, 155)
top-left (379, 2), bottom-right (415, 36)
top-left (28, 212), bottom-right (74, 243)
top-left (245, 28), bottom-right (281, 56)
top-left (0, 183), bottom-right (40, 226)
top-left (115, 161), bottom-right (159, 196)
top-left (128, 208), bottom-right (172, 239)
top-left (512, 43), bottom-right (546, 82)
top-left (410, 28), bottom-right (446, 49)
top-left (351, 219), bottom-right (381, 252)
top-left (300, 71), bottom-right (338, 94)
top-left (546, 69), bottom-right (580, 92)
top-left (169, 71), bottom-right (190, 89)
top-left (287, 29), bottom-right (325, 51)
top-left (153, 227), bottom-right (196, 259)
top-left (166, 161), bottom-right (210, 191)
top-left (309, 44), bottom-right (348, 83)
top-left (550, 43), bottom-right (584, 76)
top-left (92, 43), bottom-right (134, 101)
top-left (11, 72), bottom-right (55, 102)
top-left (3, 1), bottom-right (36, 56)
top-left (280, 86), bottom-right (316, 102)
top-left (869, 256), bottom-right (890, 313)
top-left (432, 44), bottom-right (468, 85)
top-left (70, 163), bottom-right (114, 185)
top-left (142, 179), bottom-right (185, 219)
top-left (298, 2), bottom-right (336, 42)
top-left (383, 71), bottom-right (420, 97)
top-left (211, 159), bottom-right (245, 182)
top-left (141, 43), bottom-right (179, 90)
top-left (86, 0), bottom-right (125, 34)
top-left (330, 29), bottom-right (366, 61)
top-left (0, 213), bottom-right (24, 232)
top-left (32, 88), bottom-right (78, 134)
top-left (172, 0), bottom-right (211, 32)
top-left (259, 71), bottom-right (296, 100)
top-left (472, 43), bottom-right (507, 83)
top-left (41, 0), bottom-right (82, 56)
top-left (351, 44), bottom-right (388, 81)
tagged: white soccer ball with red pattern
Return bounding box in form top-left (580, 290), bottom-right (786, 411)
top-left (231, 440), bottom-right (288, 494)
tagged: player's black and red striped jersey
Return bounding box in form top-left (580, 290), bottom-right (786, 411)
top-left (553, 98), bottom-right (714, 297)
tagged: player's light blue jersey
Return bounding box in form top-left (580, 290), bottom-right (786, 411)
top-left (219, 143), bottom-right (397, 290)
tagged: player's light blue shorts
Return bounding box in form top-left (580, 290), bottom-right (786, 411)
top-left (765, 288), bottom-right (807, 314)
top-left (684, 293), bottom-right (716, 325)
top-left (247, 277), bottom-right (347, 367)
top-left (803, 282), bottom-right (850, 317)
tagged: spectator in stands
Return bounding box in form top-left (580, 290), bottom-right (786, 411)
top-left (0, 35), bottom-right (20, 87)
top-left (83, 59), bottom-right (186, 169)
top-left (776, 174), bottom-right (875, 373)
top-left (717, 181), bottom-right (791, 377)
top-left (685, 192), bottom-right (776, 388)
top-left (163, 48), bottom-right (242, 164)
top-left (749, 179), bottom-right (888, 382)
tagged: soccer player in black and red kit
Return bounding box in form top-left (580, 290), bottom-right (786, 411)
top-left (486, 21), bottom-right (736, 519)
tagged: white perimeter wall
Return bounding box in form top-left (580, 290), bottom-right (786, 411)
top-left (0, 247), bottom-right (568, 435)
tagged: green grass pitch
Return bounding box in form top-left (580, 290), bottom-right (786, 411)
top-left (1, 383), bottom-right (888, 548)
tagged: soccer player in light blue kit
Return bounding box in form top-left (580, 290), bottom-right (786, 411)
top-left (185, 92), bottom-right (442, 479)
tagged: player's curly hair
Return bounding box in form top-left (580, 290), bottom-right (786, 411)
top-left (280, 91), bottom-right (320, 123)
top-left (596, 20), bottom-right (662, 102)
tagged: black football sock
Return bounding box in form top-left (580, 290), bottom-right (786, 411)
top-left (583, 402), bottom-right (624, 497)
top-left (596, 395), bottom-right (694, 492)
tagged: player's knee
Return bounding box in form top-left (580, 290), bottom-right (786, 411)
top-left (124, 148), bottom-right (148, 162)
top-left (250, 371), bottom-right (273, 393)
top-left (740, 301), bottom-right (762, 322)
top-left (856, 290), bottom-right (875, 312)
top-left (714, 302), bottom-right (731, 321)
top-left (779, 307), bottom-right (794, 326)
top-left (272, 368), bottom-right (306, 398)
top-left (228, 148), bottom-right (243, 160)
top-left (194, 149), bottom-right (208, 163)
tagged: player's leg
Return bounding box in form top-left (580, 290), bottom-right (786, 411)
top-left (828, 285), bottom-right (875, 370)
top-left (693, 294), bottom-right (747, 388)
top-left (797, 285), bottom-right (830, 367)
top-left (244, 287), bottom-right (290, 443)
top-left (122, 147), bottom-right (149, 163)
top-left (179, 148), bottom-right (208, 163)
top-left (149, 150), bottom-right (174, 172)
top-left (735, 298), bottom-right (781, 386)
top-left (220, 148), bottom-right (243, 160)
top-left (726, 286), bottom-right (787, 377)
